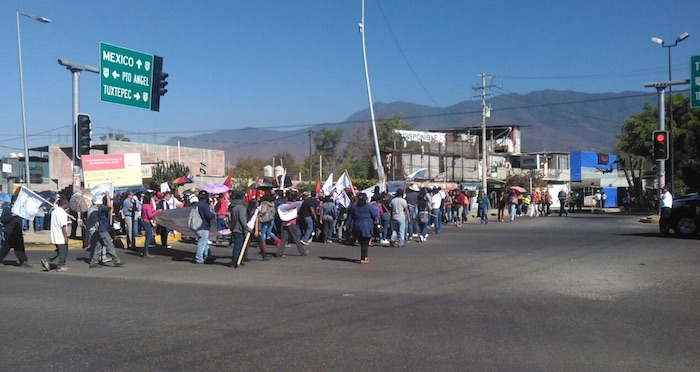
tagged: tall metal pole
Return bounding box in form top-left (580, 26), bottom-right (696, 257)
top-left (71, 70), bottom-right (82, 191)
top-left (360, 0), bottom-right (386, 189)
top-left (654, 86), bottom-right (666, 199)
top-left (16, 11), bottom-right (51, 189)
top-left (651, 32), bottom-right (689, 194)
top-left (58, 59), bottom-right (98, 192)
top-left (477, 73), bottom-right (491, 193)
top-left (666, 46), bottom-right (674, 193)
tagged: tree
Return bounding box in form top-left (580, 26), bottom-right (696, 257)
top-left (99, 132), bottom-right (131, 142)
top-left (340, 124), bottom-right (374, 179)
top-left (616, 94), bottom-right (700, 197)
top-left (151, 161), bottom-right (190, 190)
top-left (312, 128), bottom-right (344, 179)
top-left (233, 156), bottom-right (267, 189)
top-left (374, 113), bottom-right (412, 151)
top-left (505, 171), bottom-right (546, 192)
top-left (272, 152), bottom-right (298, 178)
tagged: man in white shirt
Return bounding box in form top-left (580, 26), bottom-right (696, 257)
top-left (659, 187), bottom-right (673, 210)
top-left (41, 199), bottom-right (71, 272)
top-left (659, 186), bottom-right (673, 235)
top-left (430, 188), bottom-right (443, 234)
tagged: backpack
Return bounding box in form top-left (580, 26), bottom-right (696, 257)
top-left (188, 206), bottom-right (202, 230)
top-left (259, 203), bottom-right (275, 223)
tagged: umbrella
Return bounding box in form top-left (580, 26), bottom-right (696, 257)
top-left (247, 180), bottom-right (275, 190)
top-left (69, 192), bottom-right (92, 213)
top-left (510, 185), bottom-right (527, 194)
top-left (200, 183), bottom-right (229, 194)
top-left (172, 176), bottom-right (194, 185)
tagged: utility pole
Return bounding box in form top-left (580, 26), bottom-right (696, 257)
top-left (643, 79), bottom-right (689, 206)
top-left (308, 128), bottom-right (313, 182)
top-left (57, 59), bottom-right (98, 192)
top-left (472, 73), bottom-right (494, 193)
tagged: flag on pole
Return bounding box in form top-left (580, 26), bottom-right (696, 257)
top-left (335, 171), bottom-right (353, 195)
top-left (246, 208), bottom-right (259, 230)
top-left (90, 182), bottom-right (114, 204)
top-left (315, 179), bottom-right (321, 195)
top-left (321, 172), bottom-right (334, 196)
top-left (334, 189), bottom-right (351, 208)
top-left (11, 187), bottom-right (44, 221)
top-left (223, 170), bottom-right (233, 188)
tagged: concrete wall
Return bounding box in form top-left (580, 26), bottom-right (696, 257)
top-left (48, 141), bottom-right (225, 190)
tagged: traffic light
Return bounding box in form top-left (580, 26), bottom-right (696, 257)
top-left (150, 55), bottom-right (168, 112)
top-left (652, 130), bottom-right (669, 161)
top-left (77, 113), bottom-right (92, 157)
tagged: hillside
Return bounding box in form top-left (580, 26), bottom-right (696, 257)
top-left (164, 90), bottom-right (657, 165)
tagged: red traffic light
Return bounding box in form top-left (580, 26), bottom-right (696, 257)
top-left (655, 132), bottom-right (666, 143)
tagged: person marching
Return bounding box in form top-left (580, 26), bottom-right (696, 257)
top-left (346, 193), bottom-right (378, 264)
top-left (41, 199), bottom-right (71, 272)
top-left (88, 192), bottom-right (125, 268)
top-left (0, 195), bottom-right (33, 268)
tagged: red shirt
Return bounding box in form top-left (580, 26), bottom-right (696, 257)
top-left (215, 199), bottom-right (229, 217)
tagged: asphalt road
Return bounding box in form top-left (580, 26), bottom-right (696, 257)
top-left (1, 212), bottom-right (698, 371)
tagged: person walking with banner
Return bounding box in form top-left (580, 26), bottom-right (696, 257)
top-left (0, 194), bottom-right (33, 268)
top-left (88, 192), bottom-right (125, 268)
top-left (227, 191), bottom-right (250, 268)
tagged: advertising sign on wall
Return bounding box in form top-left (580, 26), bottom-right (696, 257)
top-left (82, 153), bottom-right (142, 188)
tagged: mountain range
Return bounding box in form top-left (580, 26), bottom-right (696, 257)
top-left (164, 90), bottom-right (658, 165)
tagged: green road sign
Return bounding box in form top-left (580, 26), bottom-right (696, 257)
top-left (100, 42), bottom-right (154, 110)
top-left (692, 56), bottom-right (700, 109)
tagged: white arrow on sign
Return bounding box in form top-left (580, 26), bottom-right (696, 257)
top-left (136, 59), bottom-right (142, 69)
top-left (112, 70), bottom-right (120, 79)
top-left (134, 92), bottom-right (141, 101)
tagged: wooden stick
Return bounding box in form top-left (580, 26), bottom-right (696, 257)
top-left (236, 231), bottom-right (251, 266)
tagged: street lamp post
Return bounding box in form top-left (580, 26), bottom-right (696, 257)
top-left (16, 10), bottom-right (51, 190)
top-left (651, 32), bottom-right (689, 193)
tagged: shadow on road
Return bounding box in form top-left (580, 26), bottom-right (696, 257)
top-left (319, 256), bottom-right (361, 264)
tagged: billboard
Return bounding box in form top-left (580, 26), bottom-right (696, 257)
top-left (82, 153), bottom-right (142, 188)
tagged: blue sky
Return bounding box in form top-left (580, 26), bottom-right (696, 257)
top-left (1, 0), bottom-right (698, 155)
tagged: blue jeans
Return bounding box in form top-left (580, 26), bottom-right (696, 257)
top-left (34, 216), bottom-right (44, 232)
top-left (432, 208), bottom-right (442, 233)
top-left (195, 230), bottom-right (210, 263)
top-left (322, 218), bottom-right (334, 242)
top-left (301, 216), bottom-right (314, 242)
top-left (143, 222), bottom-right (153, 255)
top-left (230, 231), bottom-right (245, 266)
top-left (479, 205), bottom-right (488, 224)
top-left (508, 204), bottom-right (516, 221)
top-left (216, 217), bottom-right (226, 231)
top-left (390, 218), bottom-right (406, 246)
top-left (419, 212), bottom-right (429, 237)
top-left (259, 221), bottom-right (277, 241)
top-left (407, 206), bottom-right (417, 237)
top-left (380, 212), bottom-right (391, 240)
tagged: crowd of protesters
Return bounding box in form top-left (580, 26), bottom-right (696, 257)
top-left (1, 181), bottom-right (602, 271)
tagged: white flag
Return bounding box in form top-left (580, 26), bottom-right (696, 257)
top-left (321, 172), bottom-right (334, 196)
top-left (11, 187), bottom-right (44, 221)
top-left (335, 171), bottom-right (352, 195)
top-left (334, 190), bottom-right (351, 208)
top-left (246, 208), bottom-right (259, 231)
top-left (90, 182), bottom-right (114, 204)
